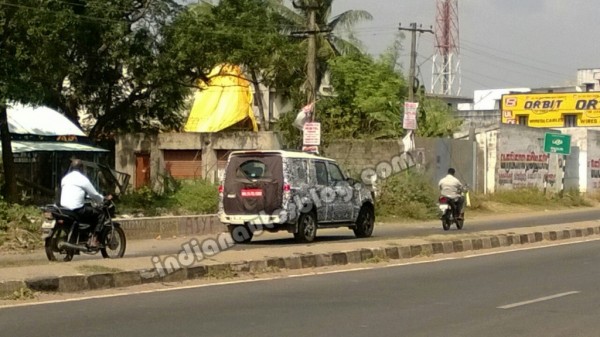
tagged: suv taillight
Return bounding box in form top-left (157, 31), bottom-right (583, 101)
top-left (218, 185), bottom-right (224, 194)
top-left (283, 184), bottom-right (291, 192)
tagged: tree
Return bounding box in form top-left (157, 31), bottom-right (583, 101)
top-left (276, 52), bottom-right (461, 147)
top-left (0, 0), bottom-right (186, 201)
top-left (317, 53), bottom-right (406, 143)
top-left (415, 97), bottom-right (463, 138)
top-left (162, 0), bottom-right (305, 130)
top-left (273, 0), bottom-right (372, 102)
top-left (7, 0), bottom-right (187, 138)
top-left (0, 0), bottom-right (51, 202)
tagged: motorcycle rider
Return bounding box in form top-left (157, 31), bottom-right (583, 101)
top-left (59, 159), bottom-right (110, 248)
top-left (438, 168), bottom-right (464, 219)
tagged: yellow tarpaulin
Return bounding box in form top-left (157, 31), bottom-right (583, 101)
top-left (184, 64), bottom-right (258, 132)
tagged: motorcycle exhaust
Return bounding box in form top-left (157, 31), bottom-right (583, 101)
top-left (57, 241), bottom-right (93, 251)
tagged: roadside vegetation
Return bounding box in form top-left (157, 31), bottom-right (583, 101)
top-left (117, 179), bottom-right (219, 217)
top-left (376, 171), bottom-right (594, 221)
top-left (0, 173), bottom-right (596, 252)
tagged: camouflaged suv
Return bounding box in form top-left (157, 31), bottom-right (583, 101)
top-left (218, 150), bottom-right (375, 243)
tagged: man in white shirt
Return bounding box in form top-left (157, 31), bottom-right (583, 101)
top-left (60, 159), bottom-right (109, 248)
top-left (438, 168), bottom-right (464, 219)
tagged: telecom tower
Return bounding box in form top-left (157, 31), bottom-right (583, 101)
top-left (431, 0), bottom-right (461, 96)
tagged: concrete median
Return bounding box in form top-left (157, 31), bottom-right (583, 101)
top-left (2, 221), bottom-right (600, 298)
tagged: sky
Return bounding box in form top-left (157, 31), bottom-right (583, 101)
top-left (331, 0), bottom-right (600, 98)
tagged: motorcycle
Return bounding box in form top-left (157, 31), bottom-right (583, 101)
top-left (41, 200), bottom-right (126, 261)
top-left (438, 194), bottom-right (464, 231)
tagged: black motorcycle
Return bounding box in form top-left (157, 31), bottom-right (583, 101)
top-left (438, 195), bottom-right (464, 231)
top-left (41, 200), bottom-right (126, 261)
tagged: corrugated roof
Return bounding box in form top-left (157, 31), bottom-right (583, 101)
top-left (11, 141), bottom-right (108, 153)
top-left (7, 104), bottom-right (86, 136)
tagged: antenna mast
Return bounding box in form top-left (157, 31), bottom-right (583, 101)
top-left (431, 0), bottom-right (461, 96)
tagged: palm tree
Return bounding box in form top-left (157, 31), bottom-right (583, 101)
top-left (271, 0), bottom-right (372, 102)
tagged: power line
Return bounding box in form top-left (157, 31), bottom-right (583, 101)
top-left (460, 43), bottom-right (571, 78)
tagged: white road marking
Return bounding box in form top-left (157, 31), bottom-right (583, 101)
top-left (498, 291), bottom-right (580, 309)
top-left (464, 237), bottom-right (600, 258)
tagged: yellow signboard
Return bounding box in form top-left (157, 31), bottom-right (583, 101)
top-left (501, 92), bottom-right (600, 127)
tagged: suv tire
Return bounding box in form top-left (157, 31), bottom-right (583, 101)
top-left (353, 205), bottom-right (374, 238)
top-left (228, 225), bottom-right (254, 243)
top-left (294, 212), bottom-right (317, 243)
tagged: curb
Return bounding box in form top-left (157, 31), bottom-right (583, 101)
top-left (3, 225), bottom-right (600, 298)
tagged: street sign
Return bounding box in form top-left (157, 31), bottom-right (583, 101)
top-left (303, 122), bottom-right (321, 146)
top-left (403, 102), bottom-right (419, 130)
top-left (543, 133), bottom-right (571, 155)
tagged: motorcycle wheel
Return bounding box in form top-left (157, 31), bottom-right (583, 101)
top-left (441, 214), bottom-right (451, 231)
top-left (44, 228), bottom-right (74, 262)
top-left (100, 226), bottom-right (127, 259)
top-left (456, 218), bottom-right (464, 230)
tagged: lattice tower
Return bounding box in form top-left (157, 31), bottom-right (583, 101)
top-left (431, 0), bottom-right (461, 95)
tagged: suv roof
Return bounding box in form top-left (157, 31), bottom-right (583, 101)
top-left (229, 150), bottom-right (335, 161)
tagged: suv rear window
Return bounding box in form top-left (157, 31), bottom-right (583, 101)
top-left (238, 160), bottom-right (268, 179)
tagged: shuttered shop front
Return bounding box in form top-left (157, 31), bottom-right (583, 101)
top-left (164, 150), bottom-right (202, 179)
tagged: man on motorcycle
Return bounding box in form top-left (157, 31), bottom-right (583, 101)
top-left (438, 168), bottom-right (464, 220)
top-left (59, 159), bottom-right (110, 248)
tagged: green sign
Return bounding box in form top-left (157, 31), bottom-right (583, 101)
top-left (543, 133), bottom-right (571, 155)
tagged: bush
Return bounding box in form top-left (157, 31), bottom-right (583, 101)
top-left (0, 200), bottom-right (42, 251)
top-left (471, 187), bottom-right (591, 210)
top-left (118, 179), bottom-right (219, 216)
top-left (376, 171), bottom-right (438, 220)
top-left (486, 188), bottom-right (550, 205)
top-left (553, 188), bottom-right (591, 207)
top-left (171, 179), bottom-right (219, 214)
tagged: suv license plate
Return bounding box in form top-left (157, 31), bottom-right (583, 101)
top-left (241, 189), bottom-right (263, 197)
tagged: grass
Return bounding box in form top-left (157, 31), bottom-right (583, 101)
top-left (205, 266), bottom-right (237, 279)
top-left (3, 287), bottom-right (36, 301)
top-left (75, 265), bottom-right (123, 274)
top-left (118, 179), bottom-right (218, 217)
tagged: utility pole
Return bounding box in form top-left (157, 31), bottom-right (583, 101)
top-left (398, 23), bottom-right (433, 102)
top-left (292, 1), bottom-right (323, 121)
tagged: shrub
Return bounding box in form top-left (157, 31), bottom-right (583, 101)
top-left (486, 188), bottom-right (549, 205)
top-left (118, 179), bottom-right (219, 216)
top-left (117, 186), bottom-right (170, 216)
top-left (171, 179), bottom-right (219, 214)
top-left (0, 200), bottom-right (42, 251)
top-left (554, 188), bottom-right (591, 207)
top-left (376, 171), bottom-right (438, 220)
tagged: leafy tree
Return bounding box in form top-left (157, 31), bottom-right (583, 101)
top-left (316, 52), bottom-right (407, 144)
top-left (4, 0), bottom-right (187, 137)
top-left (415, 96), bottom-right (463, 137)
top-left (273, 0), bottom-right (372, 99)
top-left (0, 0), bottom-right (186, 202)
top-left (163, 0), bottom-right (305, 130)
top-left (276, 51), bottom-right (461, 148)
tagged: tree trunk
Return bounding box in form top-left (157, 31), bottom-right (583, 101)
top-left (0, 103), bottom-right (18, 203)
top-left (250, 71), bottom-right (268, 131)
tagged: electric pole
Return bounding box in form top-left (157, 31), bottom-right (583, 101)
top-left (398, 23), bottom-right (433, 102)
top-left (292, 1), bottom-right (329, 121)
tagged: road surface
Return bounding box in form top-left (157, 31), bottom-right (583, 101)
top-left (2, 239), bottom-right (599, 336)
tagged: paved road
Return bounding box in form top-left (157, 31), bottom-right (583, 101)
top-left (2, 239), bottom-right (599, 336)
top-left (249, 207), bottom-right (600, 245)
top-left (3, 208), bottom-right (600, 265)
